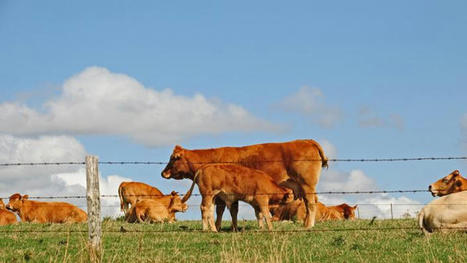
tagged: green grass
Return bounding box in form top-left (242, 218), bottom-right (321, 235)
top-left (0, 219), bottom-right (466, 262)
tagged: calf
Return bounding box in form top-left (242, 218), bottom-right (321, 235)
top-left (0, 199), bottom-right (17, 225)
top-left (125, 191), bottom-right (188, 223)
top-left (184, 164), bottom-right (293, 231)
top-left (6, 193), bottom-right (87, 223)
top-left (118, 182), bottom-right (164, 215)
top-left (429, 170), bottom-right (467, 197)
top-left (271, 200), bottom-right (357, 222)
top-left (418, 191), bottom-right (467, 234)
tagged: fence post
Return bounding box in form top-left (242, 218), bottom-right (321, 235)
top-left (390, 203), bottom-right (393, 220)
top-left (86, 155), bottom-right (101, 262)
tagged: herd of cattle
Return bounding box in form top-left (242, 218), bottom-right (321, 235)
top-left (0, 139), bottom-right (467, 235)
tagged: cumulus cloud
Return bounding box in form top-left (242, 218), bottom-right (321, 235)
top-left (0, 135), bottom-right (130, 218)
top-left (358, 106), bottom-right (404, 130)
top-left (0, 67), bottom-right (279, 147)
top-left (278, 86), bottom-right (342, 128)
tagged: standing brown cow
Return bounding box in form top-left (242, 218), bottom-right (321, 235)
top-left (125, 191), bottom-right (188, 223)
top-left (428, 170), bottom-right (467, 197)
top-left (6, 193), bottom-right (87, 223)
top-left (161, 139), bottom-right (328, 229)
top-left (118, 182), bottom-right (164, 215)
top-left (0, 199), bottom-right (17, 225)
top-left (183, 164), bottom-right (293, 231)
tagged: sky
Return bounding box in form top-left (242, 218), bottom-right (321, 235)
top-left (0, 1), bottom-right (466, 220)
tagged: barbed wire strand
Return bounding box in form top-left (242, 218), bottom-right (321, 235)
top-left (0, 156), bottom-right (466, 167)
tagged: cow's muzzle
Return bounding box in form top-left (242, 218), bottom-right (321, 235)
top-left (428, 185), bottom-right (437, 197)
top-left (161, 171), bottom-right (171, 179)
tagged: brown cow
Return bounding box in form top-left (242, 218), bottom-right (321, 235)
top-left (429, 170), bottom-right (467, 197)
top-left (125, 191), bottom-right (188, 223)
top-left (6, 193), bottom-right (87, 223)
top-left (161, 139), bottom-right (328, 229)
top-left (118, 181), bottom-right (164, 215)
top-left (0, 199), bottom-right (17, 225)
top-left (271, 200), bottom-right (357, 222)
top-left (183, 164), bottom-right (293, 231)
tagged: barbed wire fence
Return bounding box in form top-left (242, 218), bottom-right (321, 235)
top-left (1, 155), bottom-right (467, 255)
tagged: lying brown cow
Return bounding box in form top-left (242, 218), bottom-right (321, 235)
top-left (6, 193), bottom-right (87, 223)
top-left (184, 164), bottom-right (293, 231)
top-left (0, 199), bottom-right (17, 225)
top-left (429, 170), bottom-right (467, 197)
top-left (271, 200), bottom-right (357, 222)
top-left (118, 181), bottom-right (164, 215)
top-left (125, 191), bottom-right (188, 223)
top-left (161, 139), bottom-right (328, 229)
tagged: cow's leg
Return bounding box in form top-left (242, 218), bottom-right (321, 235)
top-left (201, 194), bottom-right (216, 232)
top-left (136, 209), bottom-right (145, 223)
top-left (302, 184), bottom-right (318, 228)
top-left (254, 207), bottom-right (265, 229)
top-left (229, 201), bottom-right (239, 232)
top-left (215, 197), bottom-right (226, 231)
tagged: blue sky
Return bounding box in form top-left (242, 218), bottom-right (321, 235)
top-left (1, 1), bottom-right (466, 219)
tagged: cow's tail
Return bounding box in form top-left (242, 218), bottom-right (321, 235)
top-left (181, 171), bottom-right (199, 203)
top-left (118, 183), bottom-right (125, 212)
top-left (314, 141), bottom-right (329, 169)
top-left (418, 209), bottom-right (431, 236)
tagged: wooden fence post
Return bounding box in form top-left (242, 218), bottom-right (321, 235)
top-left (86, 155), bottom-right (101, 262)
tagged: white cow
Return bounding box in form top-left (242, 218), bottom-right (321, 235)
top-left (418, 191), bottom-right (467, 235)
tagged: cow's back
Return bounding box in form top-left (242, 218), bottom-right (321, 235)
top-left (191, 139), bottom-right (327, 183)
top-left (22, 200), bottom-right (86, 223)
top-left (120, 182), bottom-right (164, 202)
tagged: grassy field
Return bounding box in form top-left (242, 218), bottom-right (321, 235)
top-left (0, 218), bottom-right (466, 263)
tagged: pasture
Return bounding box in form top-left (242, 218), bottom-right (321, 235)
top-left (0, 219), bottom-right (466, 262)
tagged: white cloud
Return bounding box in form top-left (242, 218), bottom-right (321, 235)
top-left (358, 107), bottom-right (404, 130)
top-left (278, 86), bottom-right (342, 128)
top-left (0, 67), bottom-right (279, 147)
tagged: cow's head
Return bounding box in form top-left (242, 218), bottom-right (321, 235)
top-left (168, 191), bottom-right (188, 213)
top-left (280, 189), bottom-right (294, 204)
top-left (6, 193), bottom-right (28, 212)
top-left (161, 145), bottom-right (193, 180)
top-left (341, 204), bottom-right (358, 220)
top-left (429, 170), bottom-right (464, 197)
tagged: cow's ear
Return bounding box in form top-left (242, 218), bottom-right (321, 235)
top-left (353, 205), bottom-right (358, 209)
top-left (170, 191), bottom-right (178, 196)
top-left (174, 145), bottom-right (184, 152)
top-left (22, 195), bottom-right (29, 200)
